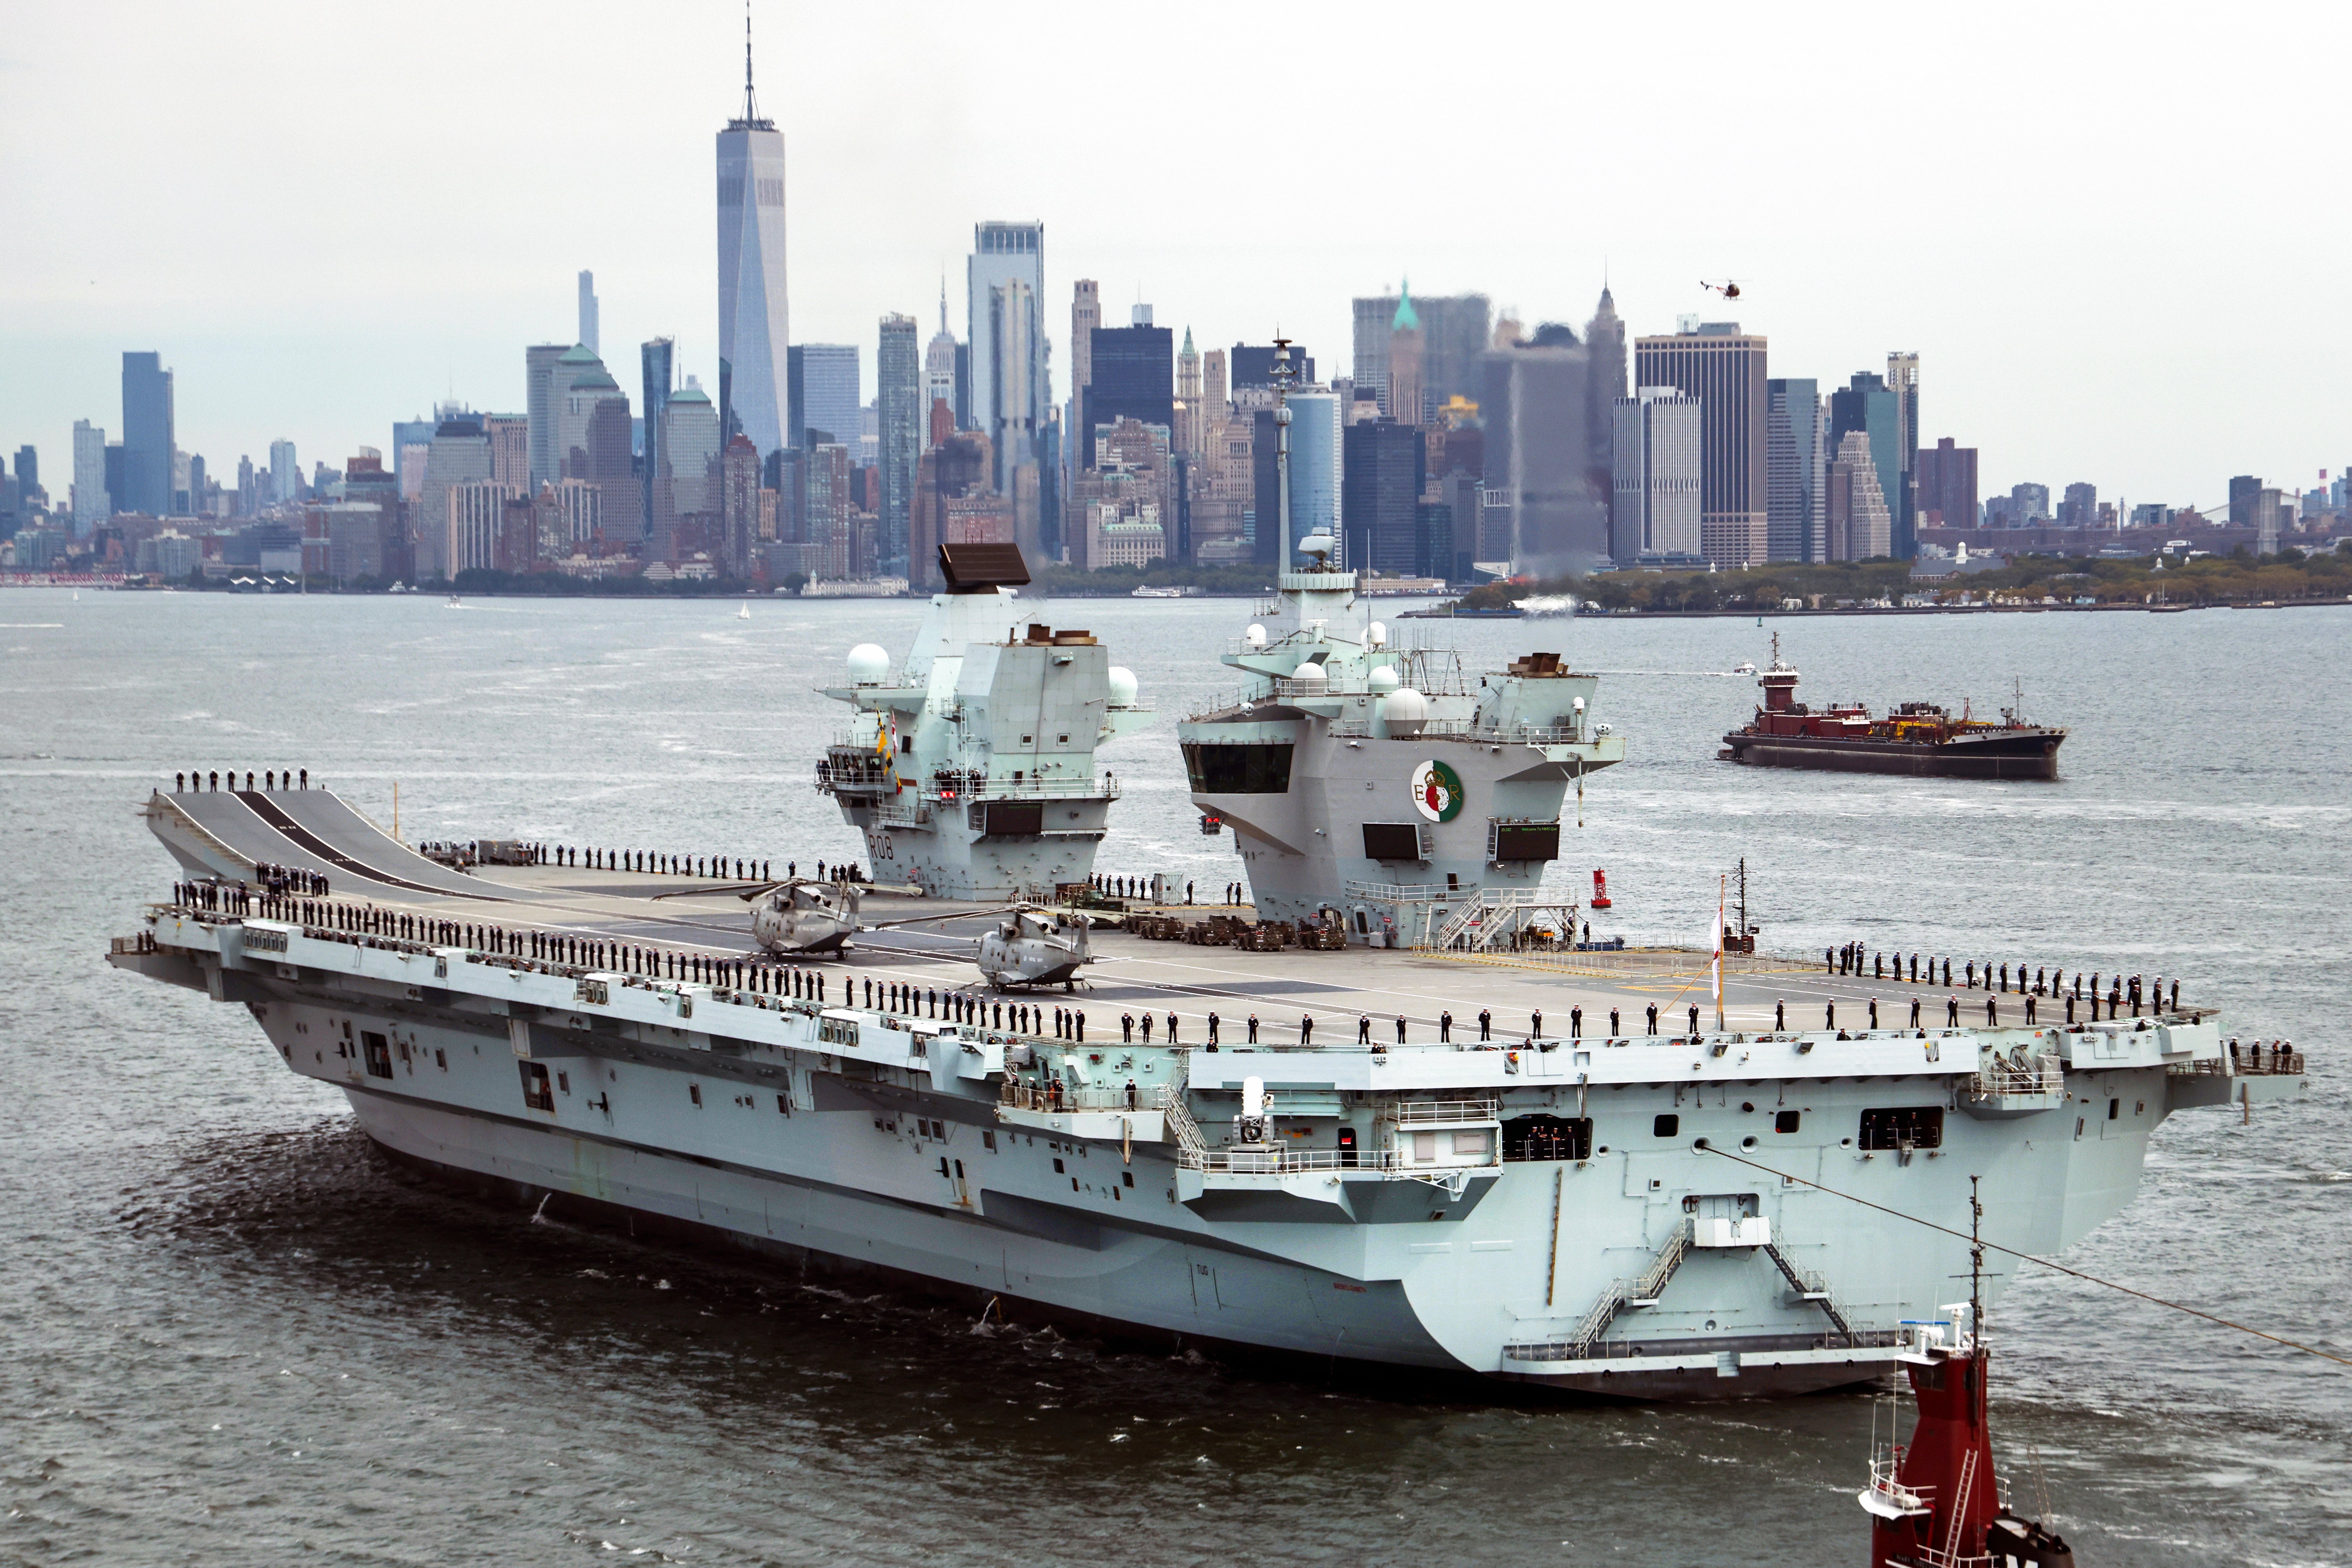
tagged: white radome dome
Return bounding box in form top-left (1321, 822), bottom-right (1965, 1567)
top-left (1245, 624), bottom-right (1269, 648)
top-left (1367, 665), bottom-right (1400, 693)
top-left (1382, 686), bottom-right (1428, 732)
top-left (1107, 666), bottom-right (1140, 707)
top-left (1289, 661), bottom-right (1328, 686)
top-left (1367, 621), bottom-right (1388, 648)
top-left (846, 643), bottom-right (890, 685)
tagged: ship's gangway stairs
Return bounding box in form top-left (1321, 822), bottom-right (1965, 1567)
top-left (1419, 887), bottom-right (1581, 954)
top-left (1515, 1219), bottom-right (1862, 1364)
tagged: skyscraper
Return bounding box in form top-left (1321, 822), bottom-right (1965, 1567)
top-left (485, 415), bottom-right (529, 491)
top-left (525, 344), bottom-right (569, 489)
top-left (1341, 420), bottom-right (1427, 575)
top-left (968, 221), bottom-right (1045, 488)
top-left (417, 416), bottom-right (492, 580)
top-left (1584, 288), bottom-right (1626, 545)
top-left (640, 337), bottom-right (674, 536)
top-left (924, 283), bottom-right (958, 442)
top-left (72, 420), bottom-right (108, 529)
top-left (1082, 320), bottom-right (1172, 469)
top-left (1286, 391), bottom-right (1342, 563)
top-left (1174, 329), bottom-right (1202, 458)
top-left (559, 360), bottom-right (639, 543)
top-left (877, 313), bottom-right (920, 574)
top-left (1886, 352), bottom-right (1919, 556)
top-left (792, 344), bottom-right (861, 450)
top-left (720, 434), bottom-right (765, 579)
top-left (1480, 336), bottom-right (1608, 574)
top-left (1825, 430), bottom-right (1891, 560)
top-left (1610, 387), bottom-right (1703, 562)
top-left (662, 378), bottom-right (722, 521)
top-left (1386, 285), bottom-right (1425, 427)
top-left (1632, 322), bottom-right (1768, 568)
top-left (1828, 372), bottom-right (1903, 553)
top-left (1914, 437), bottom-right (1977, 528)
top-left (578, 271), bottom-right (600, 356)
top-left (1069, 279), bottom-right (1100, 409)
top-left (1765, 378), bottom-right (1825, 562)
top-left (2228, 475), bottom-right (2262, 526)
top-left (269, 439), bottom-right (299, 504)
top-left (716, 18), bottom-right (789, 456)
top-left (120, 352), bottom-right (174, 517)
top-left (1353, 291), bottom-right (1491, 414)
top-left (2059, 482), bottom-right (2098, 527)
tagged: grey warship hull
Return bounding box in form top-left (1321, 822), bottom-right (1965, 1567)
top-left (111, 782), bottom-right (2306, 1402)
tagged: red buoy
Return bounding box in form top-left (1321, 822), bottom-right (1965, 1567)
top-left (1590, 869), bottom-right (1612, 909)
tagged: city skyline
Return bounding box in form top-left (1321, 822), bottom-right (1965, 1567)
top-left (3, 3), bottom-right (2344, 513)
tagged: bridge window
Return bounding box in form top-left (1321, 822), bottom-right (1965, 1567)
top-left (1859, 1106), bottom-right (1944, 1151)
top-left (1182, 742), bottom-right (1294, 794)
top-left (1504, 1115), bottom-right (1593, 1162)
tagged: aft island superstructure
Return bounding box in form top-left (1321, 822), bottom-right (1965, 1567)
top-left (1177, 536), bottom-right (1622, 945)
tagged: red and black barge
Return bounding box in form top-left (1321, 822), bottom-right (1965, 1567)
top-left (1722, 642), bottom-right (2066, 781)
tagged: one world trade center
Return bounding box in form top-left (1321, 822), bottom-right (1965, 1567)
top-left (717, 17), bottom-right (789, 457)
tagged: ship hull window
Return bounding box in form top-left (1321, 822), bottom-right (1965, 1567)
top-left (1504, 1115), bottom-right (1593, 1162)
top-left (518, 1061), bottom-right (554, 1112)
top-left (361, 1031), bottom-right (393, 1079)
top-left (1859, 1106), bottom-right (1944, 1151)
top-left (1182, 742), bottom-right (1295, 794)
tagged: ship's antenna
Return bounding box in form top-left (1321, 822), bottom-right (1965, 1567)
top-left (742, 1), bottom-right (759, 124)
top-left (1969, 1173), bottom-right (1985, 1344)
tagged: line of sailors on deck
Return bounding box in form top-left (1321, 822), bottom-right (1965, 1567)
top-left (1829, 944), bottom-right (2181, 1014)
top-left (173, 769), bottom-right (309, 792)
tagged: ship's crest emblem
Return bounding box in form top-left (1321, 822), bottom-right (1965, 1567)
top-left (1410, 759), bottom-right (1465, 823)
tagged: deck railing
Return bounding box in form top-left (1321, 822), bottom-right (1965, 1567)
top-left (1392, 1098), bottom-right (1500, 1124)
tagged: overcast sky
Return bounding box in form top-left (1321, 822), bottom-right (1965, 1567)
top-left (3, 0), bottom-right (2343, 510)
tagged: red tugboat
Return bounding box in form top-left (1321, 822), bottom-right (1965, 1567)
top-left (1723, 637), bottom-right (2066, 781)
top-left (1859, 1184), bottom-right (2074, 1567)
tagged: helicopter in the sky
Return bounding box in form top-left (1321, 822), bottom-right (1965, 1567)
top-left (742, 878), bottom-right (864, 955)
top-left (1700, 280), bottom-right (1742, 299)
top-left (975, 906), bottom-right (1096, 991)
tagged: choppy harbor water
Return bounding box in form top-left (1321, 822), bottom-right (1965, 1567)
top-left (2, 590), bottom-right (2346, 1567)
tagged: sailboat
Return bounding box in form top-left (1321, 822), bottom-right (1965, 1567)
top-left (737, 602), bottom-right (751, 620)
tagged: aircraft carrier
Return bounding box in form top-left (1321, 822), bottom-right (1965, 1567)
top-left (109, 774), bottom-right (2305, 1400)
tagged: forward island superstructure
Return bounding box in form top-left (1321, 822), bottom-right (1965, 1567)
top-left (815, 542), bottom-right (1149, 899)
